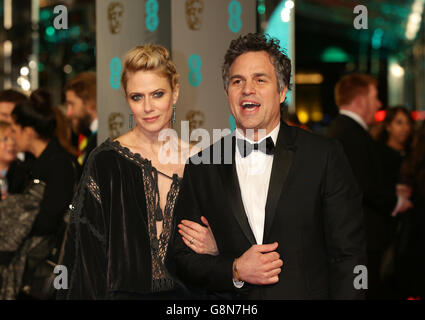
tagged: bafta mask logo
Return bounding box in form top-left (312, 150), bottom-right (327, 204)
top-left (185, 0), bottom-right (204, 31)
top-left (108, 2), bottom-right (124, 34)
top-left (108, 112), bottom-right (124, 139)
top-left (186, 110), bottom-right (205, 132)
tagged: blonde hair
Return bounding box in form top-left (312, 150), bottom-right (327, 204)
top-left (121, 44), bottom-right (179, 94)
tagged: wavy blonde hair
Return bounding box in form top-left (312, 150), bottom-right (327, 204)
top-left (121, 44), bottom-right (179, 94)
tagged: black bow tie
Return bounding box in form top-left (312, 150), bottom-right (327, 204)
top-left (236, 136), bottom-right (275, 157)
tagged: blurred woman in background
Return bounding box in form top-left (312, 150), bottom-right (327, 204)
top-left (0, 121), bottom-right (17, 200)
top-left (376, 107), bottom-right (414, 190)
top-left (373, 107), bottom-right (415, 298)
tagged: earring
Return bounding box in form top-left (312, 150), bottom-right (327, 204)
top-left (172, 104), bottom-right (176, 124)
top-left (129, 112), bottom-right (134, 129)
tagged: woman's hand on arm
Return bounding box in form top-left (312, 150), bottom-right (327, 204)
top-left (178, 216), bottom-right (219, 256)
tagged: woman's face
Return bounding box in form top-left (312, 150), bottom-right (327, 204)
top-left (125, 70), bottom-right (179, 135)
top-left (0, 127), bottom-right (17, 166)
top-left (386, 111), bottom-right (412, 146)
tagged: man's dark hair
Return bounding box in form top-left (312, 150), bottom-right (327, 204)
top-left (0, 89), bottom-right (28, 105)
top-left (11, 89), bottom-right (56, 140)
top-left (64, 71), bottom-right (96, 105)
top-left (222, 33), bottom-right (292, 93)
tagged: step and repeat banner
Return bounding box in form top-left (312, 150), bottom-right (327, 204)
top-left (97, 0), bottom-right (256, 144)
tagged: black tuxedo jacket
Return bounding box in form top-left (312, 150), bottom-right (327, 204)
top-left (82, 132), bottom-right (97, 167)
top-left (327, 115), bottom-right (397, 251)
top-left (167, 122), bottom-right (366, 299)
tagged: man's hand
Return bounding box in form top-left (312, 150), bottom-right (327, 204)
top-left (396, 184), bottom-right (413, 199)
top-left (235, 242), bottom-right (283, 285)
top-left (392, 196), bottom-right (414, 216)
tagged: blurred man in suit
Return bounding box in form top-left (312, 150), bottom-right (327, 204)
top-left (168, 34), bottom-right (366, 299)
top-left (65, 72), bottom-right (97, 166)
top-left (328, 74), bottom-right (412, 299)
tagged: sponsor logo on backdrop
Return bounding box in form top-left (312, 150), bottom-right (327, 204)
top-left (109, 112), bottom-right (125, 139)
top-left (108, 2), bottom-right (124, 34)
top-left (185, 0), bottom-right (204, 31)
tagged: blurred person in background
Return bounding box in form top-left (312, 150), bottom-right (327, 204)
top-left (396, 122), bottom-right (425, 298)
top-left (0, 121), bottom-right (17, 200)
top-left (0, 89), bottom-right (78, 299)
top-left (328, 74), bottom-right (412, 299)
top-left (374, 106), bottom-right (415, 298)
top-left (0, 89), bottom-right (28, 123)
top-left (34, 89), bottom-right (78, 158)
top-left (0, 89), bottom-right (33, 165)
top-left (64, 72), bottom-right (98, 166)
top-left (0, 121), bottom-right (29, 201)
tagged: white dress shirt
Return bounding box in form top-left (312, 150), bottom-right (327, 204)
top-left (90, 118), bottom-right (98, 134)
top-left (235, 123), bottom-right (280, 245)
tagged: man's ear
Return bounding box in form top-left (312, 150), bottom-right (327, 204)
top-left (23, 126), bottom-right (36, 140)
top-left (279, 87), bottom-right (288, 104)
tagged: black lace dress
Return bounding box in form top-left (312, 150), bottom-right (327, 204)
top-left (61, 138), bottom-right (188, 299)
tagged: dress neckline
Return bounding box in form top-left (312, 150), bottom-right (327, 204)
top-left (106, 138), bottom-right (182, 182)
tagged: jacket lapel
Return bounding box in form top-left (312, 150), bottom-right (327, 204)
top-left (264, 122), bottom-right (296, 239)
top-left (217, 134), bottom-right (257, 245)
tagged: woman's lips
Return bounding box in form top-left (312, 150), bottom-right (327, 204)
top-left (144, 116), bottom-right (160, 123)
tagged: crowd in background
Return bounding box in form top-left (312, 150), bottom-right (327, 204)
top-left (0, 69), bottom-right (424, 300)
top-left (0, 73), bottom-right (97, 299)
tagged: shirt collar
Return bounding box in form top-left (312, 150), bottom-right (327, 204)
top-left (339, 109), bottom-right (368, 131)
top-left (90, 118), bottom-right (98, 134)
top-left (235, 122), bottom-right (280, 145)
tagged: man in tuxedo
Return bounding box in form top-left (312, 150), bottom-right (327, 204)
top-left (64, 72), bottom-right (98, 166)
top-left (327, 74), bottom-right (412, 298)
top-left (168, 33), bottom-right (366, 299)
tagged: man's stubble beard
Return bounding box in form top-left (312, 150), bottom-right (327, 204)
top-left (73, 112), bottom-right (93, 135)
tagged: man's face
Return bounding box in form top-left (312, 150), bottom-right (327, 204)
top-left (65, 90), bottom-right (92, 135)
top-left (363, 84), bottom-right (382, 126)
top-left (9, 120), bottom-right (28, 153)
top-left (227, 51), bottom-right (286, 137)
top-left (0, 102), bottom-right (15, 122)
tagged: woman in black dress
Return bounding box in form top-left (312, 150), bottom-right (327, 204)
top-left (396, 123), bottom-right (425, 298)
top-left (62, 45), bottom-right (217, 299)
top-left (374, 107), bottom-right (414, 298)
